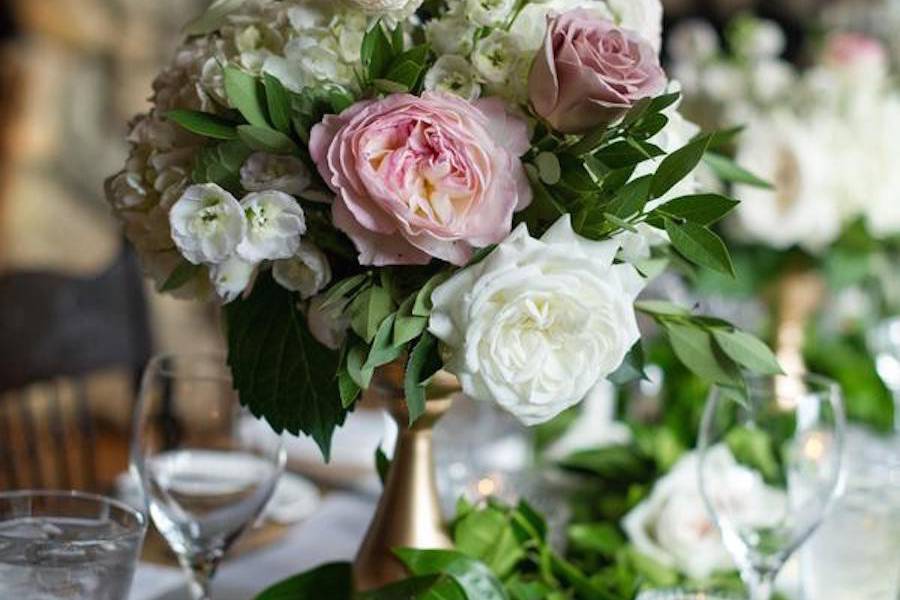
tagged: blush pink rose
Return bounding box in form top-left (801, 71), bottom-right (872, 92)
top-left (309, 92), bottom-right (532, 266)
top-left (529, 9), bottom-right (667, 134)
top-left (824, 32), bottom-right (888, 76)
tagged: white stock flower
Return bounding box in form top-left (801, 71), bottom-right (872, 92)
top-left (465, 0), bottom-right (517, 27)
top-left (667, 19), bottom-right (719, 62)
top-left (424, 55), bottom-right (481, 100)
top-left (426, 14), bottom-right (478, 56)
top-left (237, 191), bottom-right (307, 262)
top-left (307, 294), bottom-right (351, 350)
top-left (169, 184), bottom-right (247, 265)
top-left (428, 215), bottom-right (646, 426)
top-left (273, 241), bottom-right (332, 299)
top-left (472, 31), bottom-right (523, 84)
top-left (240, 152), bottom-right (311, 196)
top-left (623, 446), bottom-right (786, 580)
top-left (607, 0), bottom-right (664, 52)
top-left (209, 255), bottom-right (257, 303)
top-left (734, 112), bottom-right (842, 253)
top-left (510, 0), bottom-right (612, 52)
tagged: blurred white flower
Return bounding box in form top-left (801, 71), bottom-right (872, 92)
top-left (240, 153), bottom-right (311, 196)
top-left (544, 381), bottom-right (632, 460)
top-left (667, 19), bottom-right (719, 62)
top-left (273, 241), bottom-right (332, 299)
top-left (750, 60), bottom-right (796, 104)
top-left (701, 63), bottom-right (746, 103)
top-left (623, 445), bottom-right (786, 580)
top-left (607, 0), bottom-right (663, 52)
top-left (465, 0), bottom-right (517, 27)
top-left (170, 183), bottom-right (248, 265)
top-left (734, 18), bottom-right (786, 59)
top-left (734, 112), bottom-right (842, 253)
top-left (237, 191), bottom-right (307, 262)
top-left (209, 255), bottom-right (257, 303)
top-left (425, 13), bottom-right (478, 56)
top-left (424, 55), bottom-right (481, 100)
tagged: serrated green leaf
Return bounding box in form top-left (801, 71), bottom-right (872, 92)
top-left (357, 574), bottom-right (463, 600)
top-left (166, 109), bottom-right (238, 140)
top-left (704, 152), bottom-right (774, 189)
top-left (664, 218), bottom-right (735, 276)
top-left (395, 548), bottom-right (509, 600)
top-left (160, 261), bottom-right (202, 293)
top-left (404, 332), bottom-right (442, 425)
top-left (364, 313), bottom-right (404, 370)
top-left (651, 134), bottom-right (711, 199)
top-left (712, 329), bottom-right (783, 375)
top-left (350, 285), bottom-right (395, 343)
top-left (225, 273), bottom-right (347, 461)
top-left (263, 73), bottom-right (292, 135)
top-left (413, 272), bottom-right (451, 318)
top-left (567, 125), bottom-right (609, 156)
top-left (664, 321), bottom-right (741, 386)
top-left (655, 193), bottom-right (739, 225)
top-left (224, 66), bottom-right (269, 127)
top-left (347, 340), bottom-right (375, 389)
top-left (237, 125), bottom-right (298, 154)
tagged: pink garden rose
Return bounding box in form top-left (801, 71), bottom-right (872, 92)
top-left (529, 9), bottom-right (667, 134)
top-left (823, 32), bottom-right (888, 77)
top-left (309, 92), bottom-right (531, 266)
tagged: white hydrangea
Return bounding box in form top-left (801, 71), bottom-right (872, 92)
top-left (240, 153), bottom-right (311, 196)
top-left (237, 191), bottom-right (307, 262)
top-left (170, 184), bottom-right (248, 265)
top-left (273, 241), bottom-right (332, 298)
top-left (424, 55), bottom-right (481, 100)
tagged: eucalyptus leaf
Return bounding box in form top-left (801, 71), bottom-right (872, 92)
top-left (364, 313), bottom-right (404, 371)
top-left (394, 296), bottom-right (428, 347)
top-left (413, 272), bottom-right (451, 317)
top-left (535, 152), bottom-right (561, 185)
top-left (664, 321), bottom-right (742, 386)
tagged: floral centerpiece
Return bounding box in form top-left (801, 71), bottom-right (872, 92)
top-left (106, 0), bottom-right (778, 460)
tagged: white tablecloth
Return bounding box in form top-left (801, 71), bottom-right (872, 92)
top-left (129, 493), bottom-right (375, 600)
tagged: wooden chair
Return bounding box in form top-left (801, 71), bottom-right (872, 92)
top-left (0, 243), bottom-right (153, 492)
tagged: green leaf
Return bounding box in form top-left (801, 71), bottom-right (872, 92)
top-left (254, 562), bottom-right (352, 600)
top-left (225, 273), bottom-right (347, 461)
top-left (567, 125), bottom-right (610, 156)
top-left (184, 0), bottom-right (246, 35)
top-left (651, 134), bottom-right (711, 199)
top-left (664, 321), bottom-right (741, 386)
top-left (224, 66), bottom-right (269, 127)
top-left (607, 342), bottom-right (646, 385)
top-left (634, 300), bottom-right (691, 317)
top-left (626, 549), bottom-right (679, 587)
top-left (535, 152), bottom-right (561, 185)
top-left (350, 285), bottom-right (395, 344)
top-left (328, 87), bottom-right (355, 114)
top-left (357, 574), bottom-right (464, 600)
top-left (607, 175), bottom-right (652, 218)
top-left (664, 218), bottom-right (735, 276)
top-left (338, 367), bottom-right (361, 408)
top-left (160, 261), bottom-right (202, 293)
top-left (704, 152), bottom-right (774, 189)
top-left (263, 73), bottom-right (292, 135)
top-left (559, 446), bottom-right (652, 481)
top-left (394, 296), bottom-right (428, 347)
top-left (384, 45), bottom-right (431, 91)
top-left (594, 140), bottom-right (664, 169)
top-left (404, 332), bottom-right (442, 426)
top-left (601, 213), bottom-right (637, 233)
top-left (375, 446), bottom-right (391, 485)
top-left (524, 166), bottom-right (566, 220)
top-left (656, 193), bottom-right (739, 225)
top-left (347, 339), bottom-right (375, 389)
top-left (364, 313), bottom-right (404, 370)
top-left (647, 91), bottom-right (681, 114)
top-left (395, 548), bottom-right (509, 600)
top-left (166, 109), bottom-right (238, 140)
top-left (237, 125), bottom-right (298, 154)
top-left (455, 507), bottom-right (524, 578)
top-left (361, 22), bottom-right (394, 81)
top-left (567, 523), bottom-right (625, 556)
top-left (413, 272), bottom-right (451, 318)
top-left (321, 274), bottom-right (369, 310)
top-left (712, 329), bottom-right (783, 375)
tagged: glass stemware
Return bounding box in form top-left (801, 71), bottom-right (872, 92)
top-left (866, 316), bottom-right (900, 432)
top-left (697, 373), bottom-right (845, 600)
top-left (131, 353), bottom-right (286, 600)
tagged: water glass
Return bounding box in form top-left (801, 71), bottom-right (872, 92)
top-left (132, 353), bottom-right (286, 600)
top-left (0, 490), bottom-right (146, 599)
top-left (800, 427), bottom-right (900, 599)
top-left (698, 373), bottom-right (845, 600)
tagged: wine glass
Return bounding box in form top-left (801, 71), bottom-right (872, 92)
top-left (131, 353), bottom-right (286, 600)
top-left (697, 373), bottom-right (845, 600)
top-left (866, 316), bottom-right (900, 432)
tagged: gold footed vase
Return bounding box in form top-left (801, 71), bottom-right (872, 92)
top-left (353, 362), bottom-right (460, 592)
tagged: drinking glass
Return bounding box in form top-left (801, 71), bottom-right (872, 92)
top-left (0, 490), bottom-right (146, 599)
top-left (866, 316), bottom-right (900, 432)
top-left (132, 353), bottom-right (286, 600)
top-left (636, 590), bottom-right (743, 600)
top-left (698, 374), bottom-right (845, 600)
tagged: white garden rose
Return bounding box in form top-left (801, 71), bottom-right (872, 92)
top-left (428, 215), bottom-right (646, 425)
top-left (237, 191), bottom-right (307, 262)
top-left (307, 295), bottom-right (351, 350)
top-left (733, 112), bottom-right (842, 253)
top-left (240, 152), bottom-right (312, 196)
top-left (209, 255), bottom-right (257, 303)
top-left (623, 445), bottom-right (786, 580)
top-left (465, 0), bottom-right (517, 27)
top-left (424, 55), bottom-right (481, 101)
top-left (169, 183), bottom-right (248, 265)
top-left (606, 0), bottom-right (663, 52)
top-left (273, 241), bottom-right (332, 299)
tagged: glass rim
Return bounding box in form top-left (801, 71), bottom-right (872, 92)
top-left (145, 351), bottom-right (232, 383)
top-left (0, 489), bottom-right (147, 540)
top-left (712, 371), bottom-right (840, 395)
